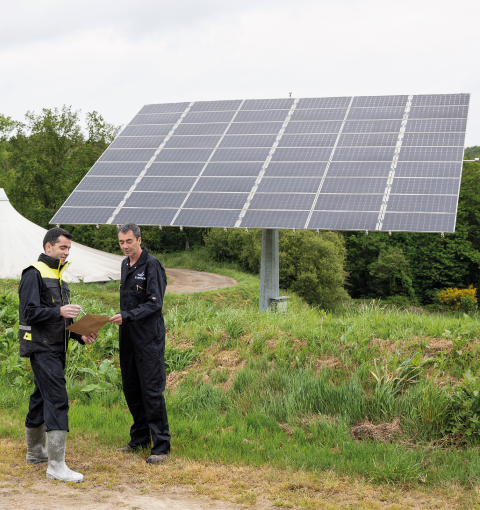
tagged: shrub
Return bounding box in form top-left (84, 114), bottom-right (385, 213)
top-left (204, 229), bottom-right (349, 308)
top-left (437, 285), bottom-right (477, 310)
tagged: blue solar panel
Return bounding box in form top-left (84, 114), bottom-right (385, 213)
top-left (53, 93), bottom-right (470, 233)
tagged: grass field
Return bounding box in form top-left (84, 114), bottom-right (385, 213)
top-left (2, 248), bottom-right (480, 508)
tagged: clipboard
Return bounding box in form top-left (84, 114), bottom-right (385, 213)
top-left (67, 314), bottom-right (110, 336)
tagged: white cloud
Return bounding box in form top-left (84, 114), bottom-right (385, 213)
top-left (1, 0), bottom-right (478, 145)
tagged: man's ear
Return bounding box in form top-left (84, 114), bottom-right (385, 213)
top-left (138, 236), bottom-right (142, 244)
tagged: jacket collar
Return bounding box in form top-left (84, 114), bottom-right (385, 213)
top-left (38, 253), bottom-right (70, 276)
top-left (124, 246), bottom-right (148, 268)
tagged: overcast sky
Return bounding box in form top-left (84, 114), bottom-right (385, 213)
top-left (1, 0), bottom-right (479, 146)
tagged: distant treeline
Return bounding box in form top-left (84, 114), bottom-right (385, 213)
top-left (1, 108), bottom-right (479, 305)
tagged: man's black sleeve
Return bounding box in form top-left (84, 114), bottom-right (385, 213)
top-left (121, 258), bottom-right (165, 322)
top-left (19, 268), bottom-right (61, 323)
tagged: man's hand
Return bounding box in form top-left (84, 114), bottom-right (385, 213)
top-left (60, 305), bottom-right (81, 318)
top-left (109, 313), bottom-right (123, 325)
top-left (81, 332), bottom-right (99, 345)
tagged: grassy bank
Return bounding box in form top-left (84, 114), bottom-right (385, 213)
top-left (2, 248), bottom-right (480, 506)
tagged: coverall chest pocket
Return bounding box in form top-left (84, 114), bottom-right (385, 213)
top-left (129, 285), bottom-right (146, 307)
top-left (43, 280), bottom-right (63, 306)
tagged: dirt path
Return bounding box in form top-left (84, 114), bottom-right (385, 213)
top-left (165, 268), bottom-right (237, 294)
top-left (0, 481), bottom-right (249, 510)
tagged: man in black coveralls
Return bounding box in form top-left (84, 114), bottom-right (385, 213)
top-left (109, 223), bottom-right (170, 464)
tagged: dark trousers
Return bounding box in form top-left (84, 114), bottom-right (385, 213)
top-left (119, 332), bottom-right (170, 455)
top-left (25, 351), bottom-right (69, 431)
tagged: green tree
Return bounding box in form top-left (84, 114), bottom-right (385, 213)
top-left (368, 247), bottom-right (415, 298)
top-left (8, 106), bottom-right (120, 228)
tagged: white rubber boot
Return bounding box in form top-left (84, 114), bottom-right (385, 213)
top-left (25, 424), bottom-right (48, 464)
top-left (46, 430), bottom-right (83, 483)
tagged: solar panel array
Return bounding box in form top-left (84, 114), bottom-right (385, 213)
top-left (51, 93), bottom-right (470, 232)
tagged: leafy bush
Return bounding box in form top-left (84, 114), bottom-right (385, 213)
top-left (438, 285), bottom-right (477, 310)
top-left (205, 229), bottom-right (349, 308)
top-left (445, 370), bottom-right (480, 439)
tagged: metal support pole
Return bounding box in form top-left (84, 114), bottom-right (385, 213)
top-left (259, 229), bottom-right (279, 311)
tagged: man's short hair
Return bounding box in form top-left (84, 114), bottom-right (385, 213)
top-left (117, 223), bottom-right (141, 240)
top-left (43, 228), bottom-right (73, 250)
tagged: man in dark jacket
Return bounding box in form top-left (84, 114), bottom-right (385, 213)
top-left (19, 227), bottom-right (98, 483)
top-left (109, 223), bottom-right (170, 464)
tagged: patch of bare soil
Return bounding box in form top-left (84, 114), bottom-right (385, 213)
top-left (165, 268), bottom-right (237, 295)
top-left (213, 349), bottom-right (247, 391)
top-left (313, 356), bottom-right (342, 372)
top-left (425, 338), bottom-right (453, 352)
top-left (0, 481), bottom-right (246, 510)
top-left (350, 417), bottom-right (402, 442)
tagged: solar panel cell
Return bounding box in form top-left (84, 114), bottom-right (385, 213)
top-left (146, 162), bottom-right (205, 176)
top-left (242, 98), bottom-right (294, 110)
top-left (89, 162), bottom-right (146, 176)
top-left (228, 122), bottom-right (284, 135)
top-left (193, 177), bottom-right (256, 192)
top-left (115, 208), bottom-right (178, 225)
top-left (110, 136), bottom-right (167, 149)
top-left (405, 119), bottom-right (467, 132)
top-left (242, 210), bottom-right (310, 229)
top-left (256, 178), bottom-right (321, 193)
top-left (154, 149), bottom-right (213, 162)
top-left (399, 147), bottom-right (463, 161)
top-left (387, 194), bottom-right (457, 213)
top-left (136, 177), bottom-right (197, 192)
top-left (63, 192), bottom-right (125, 208)
top-left (173, 209), bottom-right (240, 227)
top-left (321, 178), bottom-right (386, 194)
top-left (394, 162), bottom-right (461, 178)
top-left (175, 123), bottom-right (229, 135)
top-left (338, 133), bottom-right (399, 146)
top-left (165, 136), bottom-right (222, 149)
top-left (284, 121), bottom-right (343, 134)
top-left (184, 111), bottom-right (236, 123)
top-left (219, 135), bottom-right (278, 148)
top-left (265, 162), bottom-right (328, 177)
top-left (189, 100), bottom-right (242, 112)
top-left (411, 94), bottom-right (470, 107)
top-left (51, 207), bottom-right (116, 224)
top-left (409, 106), bottom-right (468, 119)
top-left (212, 148), bottom-right (271, 161)
top-left (123, 192), bottom-right (187, 208)
top-left (327, 162), bottom-right (391, 177)
top-left (314, 194), bottom-right (384, 211)
top-left (99, 149), bottom-right (156, 162)
top-left (297, 97), bottom-right (351, 109)
top-left (390, 178), bottom-right (460, 195)
top-left (271, 148), bottom-right (331, 161)
top-left (249, 193), bottom-right (314, 210)
top-left (121, 125), bottom-right (174, 137)
top-left (138, 103), bottom-right (190, 114)
top-left (352, 95), bottom-right (408, 108)
top-left (348, 108), bottom-right (405, 120)
top-left (235, 110), bottom-right (290, 123)
top-left (202, 162), bottom-right (264, 176)
top-left (308, 211), bottom-right (378, 230)
top-left (343, 120), bottom-right (403, 133)
top-left (402, 133), bottom-right (465, 146)
top-left (381, 212), bottom-right (456, 232)
top-left (76, 177), bottom-right (137, 191)
top-left (292, 109), bottom-right (347, 121)
top-left (183, 192), bottom-right (248, 209)
top-left (278, 134), bottom-right (337, 147)
top-left (131, 114), bottom-right (180, 125)
top-left (333, 147), bottom-right (396, 161)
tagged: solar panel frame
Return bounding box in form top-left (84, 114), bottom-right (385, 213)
top-left (52, 93), bottom-right (470, 233)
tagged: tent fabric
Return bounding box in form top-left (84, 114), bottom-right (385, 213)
top-left (0, 189), bottom-right (122, 282)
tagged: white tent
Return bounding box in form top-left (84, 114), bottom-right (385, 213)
top-left (0, 189), bottom-right (123, 282)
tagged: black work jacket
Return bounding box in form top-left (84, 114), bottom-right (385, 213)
top-left (119, 247), bottom-right (167, 343)
top-left (18, 253), bottom-right (83, 358)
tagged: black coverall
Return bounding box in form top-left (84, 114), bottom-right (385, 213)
top-left (119, 247), bottom-right (170, 455)
top-left (18, 253), bottom-right (84, 432)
